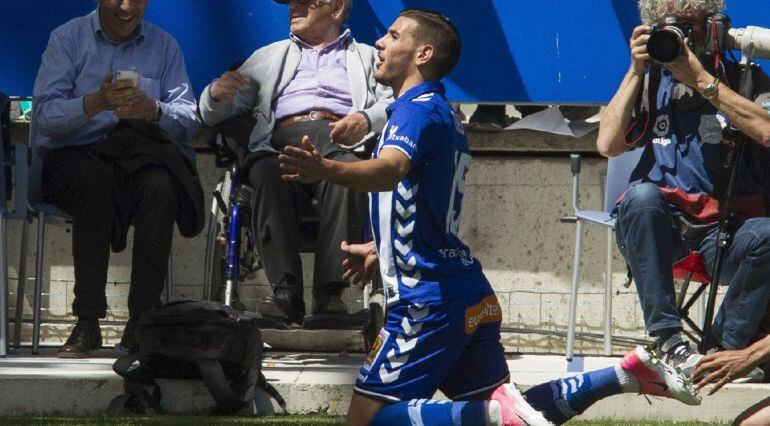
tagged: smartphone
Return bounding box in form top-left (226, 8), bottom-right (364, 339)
top-left (115, 70), bottom-right (139, 87)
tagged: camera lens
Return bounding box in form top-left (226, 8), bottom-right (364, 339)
top-left (647, 26), bottom-right (685, 63)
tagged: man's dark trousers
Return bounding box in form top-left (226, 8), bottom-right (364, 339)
top-left (248, 119), bottom-right (368, 310)
top-left (42, 142), bottom-right (179, 320)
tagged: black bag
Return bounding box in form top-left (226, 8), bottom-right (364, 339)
top-left (108, 300), bottom-right (285, 415)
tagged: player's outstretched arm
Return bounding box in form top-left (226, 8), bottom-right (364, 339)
top-left (694, 334), bottom-right (770, 395)
top-left (279, 136), bottom-right (410, 192)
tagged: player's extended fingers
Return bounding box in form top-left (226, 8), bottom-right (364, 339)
top-left (694, 367), bottom-right (721, 389)
top-left (693, 358), bottom-right (718, 381)
top-left (696, 369), bottom-right (726, 389)
top-left (709, 373), bottom-right (732, 395)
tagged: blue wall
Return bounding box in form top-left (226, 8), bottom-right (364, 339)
top-left (1, 1), bottom-right (768, 102)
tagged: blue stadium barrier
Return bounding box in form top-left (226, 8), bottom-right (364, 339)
top-left (1, 0), bottom-right (768, 102)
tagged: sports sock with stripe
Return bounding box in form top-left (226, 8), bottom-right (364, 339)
top-left (523, 366), bottom-right (624, 424)
top-left (371, 399), bottom-right (501, 426)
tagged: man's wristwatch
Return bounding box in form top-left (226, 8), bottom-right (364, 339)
top-left (701, 76), bottom-right (720, 101)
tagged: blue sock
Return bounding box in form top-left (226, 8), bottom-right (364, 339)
top-left (371, 399), bottom-right (491, 426)
top-left (524, 366), bottom-right (623, 424)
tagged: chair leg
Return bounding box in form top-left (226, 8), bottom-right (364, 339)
top-left (13, 218), bottom-right (29, 348)
top-left (165, 252), bottom-right (172, 304)
top-left (566, 220), bottom-right (583, 361)
top-left (0, 217), bottom-right (7, 357)
top-left (32, 212), bottom-right (46, 355)
top-left (677, 272), bottom-right (693, 310)
top-left (603, 227), bottom-right (613, 356)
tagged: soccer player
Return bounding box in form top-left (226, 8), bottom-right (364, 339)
top-left (279, 8), bottom-right (700, 426)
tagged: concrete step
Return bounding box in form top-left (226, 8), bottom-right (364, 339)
top-left (0, 349), bottom-right (765, 422)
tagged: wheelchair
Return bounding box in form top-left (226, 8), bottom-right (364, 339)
top-left (201, 117), bottom-right (385, 351)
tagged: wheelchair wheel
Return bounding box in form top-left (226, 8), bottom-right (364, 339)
top-left (203, 172), bottom-right (232, 301)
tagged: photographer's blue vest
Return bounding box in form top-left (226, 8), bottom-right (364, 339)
top-left (627, 67), bottom-right (769, 223)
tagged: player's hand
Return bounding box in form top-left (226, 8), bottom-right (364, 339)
top-left (341, 240), bottom-right (378, 285)
top-left (279, 135), bottom-right (327, 183)
top-left (329, 112), bottom-right (369, 146)
top-left (210, 71), bottom-right (250, 102)
top-left (629, 25), bottom-right (651, 76)
top-left (665, 37), bottom-right (711, 88)
top-left (693, 348), bottom-right (757, 395)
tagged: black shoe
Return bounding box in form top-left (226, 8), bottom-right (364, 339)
top-left (57, 319), bottom-right (102, 358)
top-left (260, 293), bottom-right (305, 326)
top-left (312, 293), bottom-right (348, 315)
top-left (115, 317), bottom-right (139, 354)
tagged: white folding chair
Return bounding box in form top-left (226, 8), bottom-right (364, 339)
top-left (560, 149), bottom-right (642, 360)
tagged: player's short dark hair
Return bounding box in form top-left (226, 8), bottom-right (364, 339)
top-left (399, 8), bottom-right (461, 80)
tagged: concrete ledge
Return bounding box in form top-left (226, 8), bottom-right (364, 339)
top-left (0, 351), bottom-right (765, 421)
top-left (465, 127), bottom-right (598, 153)
top-left (11, 120), bottom-right (599, 154)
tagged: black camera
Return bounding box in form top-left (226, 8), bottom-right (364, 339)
top-left (647, 15), bottom-right (694, 63)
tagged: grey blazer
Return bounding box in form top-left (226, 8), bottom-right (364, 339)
top-left (199, 37), bottom-right (393, 153)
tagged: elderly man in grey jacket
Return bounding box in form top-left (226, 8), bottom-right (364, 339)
top-left (199, 0), bottom-right (392, 325)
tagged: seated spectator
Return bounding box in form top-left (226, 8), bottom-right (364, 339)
top-left (199, 0), bottom-right (392, 325)
top-left (597, 0), bottom-right (770, 378)
top-left (31, 0), bottom-right (203, 357)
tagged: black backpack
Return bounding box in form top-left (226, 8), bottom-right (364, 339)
top-left (108, 300), bottom-right (285, 415)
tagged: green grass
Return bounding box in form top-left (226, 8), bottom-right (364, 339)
top-left (0, 417), bottom-right (731, 426)
top-left (569, 422), bottom-right (728, 426)
top-left (0, 416), bottom-right (345, 426)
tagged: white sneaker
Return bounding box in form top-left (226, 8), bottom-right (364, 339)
top-left (622, 346), bottom-right (701, 406)
top-left (664, 344), bottom-right (764, 383)
top-left (489, 383), bottom-right (552, 426)
top-left (663, 343), bottom-right (702, 378)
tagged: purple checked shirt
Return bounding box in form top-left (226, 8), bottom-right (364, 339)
top-left (273, 29), bottom-right (353, 120)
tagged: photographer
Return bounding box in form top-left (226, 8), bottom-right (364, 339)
top-left (597, 0), bottom-right (770, 379)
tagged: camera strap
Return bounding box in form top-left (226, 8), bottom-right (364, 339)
top-left (624, 65), bottom-right (662, 148)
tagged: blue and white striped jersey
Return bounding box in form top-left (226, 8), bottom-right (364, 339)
top-left (370, 81), bottom-right (490, 306)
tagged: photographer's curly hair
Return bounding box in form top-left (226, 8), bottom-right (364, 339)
top-left (638, 0), bottom-right (725, 24)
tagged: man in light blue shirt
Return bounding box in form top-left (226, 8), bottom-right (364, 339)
top-left (31, 0), bottom-right (202, 358)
